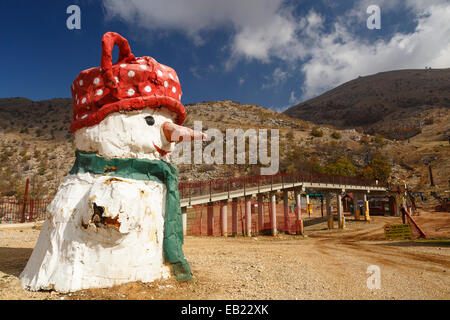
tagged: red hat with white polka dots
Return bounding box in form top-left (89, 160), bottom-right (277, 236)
top-left (69, 32), bottom-right (185, 133)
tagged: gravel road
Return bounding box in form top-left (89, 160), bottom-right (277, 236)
top-left (0, 210), bottom-right (449, 300)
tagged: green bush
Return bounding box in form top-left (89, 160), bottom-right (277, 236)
top-left (324, 158), bottom-right (358, 177)
top-left (361, 154), bottom-right (391, 181)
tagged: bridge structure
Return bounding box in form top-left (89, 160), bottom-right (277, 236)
top-left (178, 173), bottom-right (387, 237)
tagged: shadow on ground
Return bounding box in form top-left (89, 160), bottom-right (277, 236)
top-left (378, 240), bottom-right (450, 248)
top-left (0, 247), bottom-right (33, 277)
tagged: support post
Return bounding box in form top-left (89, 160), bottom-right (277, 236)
top-left (283, 190), bottom-right (289, 234)
top-left (207, 204), bottom-right (214, 236)
top-left (306, 194), bottom-right (311, 217)
top-left (209, 181), bottom-right (212, 201)
top-left (231, 198), bottom-right (238, 236)
top-left (270, 193), bottom-right (277, 236)
top-left (395, 194), bottom-right (400, 217)
top-left (294, 189), bottom-right (303, 235)
top-left (181, 206), bottom-right (187, 236)
top-left (364, 193), bottom-right (371, 221)
top-left (257, 193), bottom-right (264, 235)
top-left (245, 196), bottom-right (252, 237)
top-left (353, 193), bottom-right (360, 220)
top-left (326, 193), bottom-right (333, 229)
top-left (320, 197), bottom-right (324, 217)
top-left (337, 193), bottom-right (344, 229)
top-left (220, 201), bottom-right (228, 237)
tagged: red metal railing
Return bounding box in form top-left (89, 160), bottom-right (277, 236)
top-left (179, 172), bottom-right (383, 200)
top-left (0, 198), bottom-right (51, 224)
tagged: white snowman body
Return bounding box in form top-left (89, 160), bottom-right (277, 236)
top-left (20, 108), bottom-right (178, 292)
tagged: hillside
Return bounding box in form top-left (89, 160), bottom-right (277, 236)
top-left (0, 97), bottom-right (447, 201)
top-left (284, 68), bottom-right (450, 140)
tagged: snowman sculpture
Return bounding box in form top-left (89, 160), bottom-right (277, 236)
top-left (20, 32), bottom-right (206, 292)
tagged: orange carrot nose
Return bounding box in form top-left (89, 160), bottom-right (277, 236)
top-left (162, 122), bottom-right (207, 143)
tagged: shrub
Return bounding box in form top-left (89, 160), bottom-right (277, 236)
top-left (331, 131), bottom-right (342, 139)
top-left (372, 134), bottom-right (387, 148)
top-left (311, 127), bottom-right (324, 137)
top-left (359, 135), bottom-right (370, 145)
top-left (424, 117), bottom-right (434, 125)
top-left (286, 130), bottom-right (295, 140)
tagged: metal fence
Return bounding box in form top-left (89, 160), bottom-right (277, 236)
top-left (0, 198), bottom-right (51, 224)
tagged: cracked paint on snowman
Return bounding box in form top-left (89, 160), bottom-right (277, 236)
top-left (20, 32), bottom-right (206, 292)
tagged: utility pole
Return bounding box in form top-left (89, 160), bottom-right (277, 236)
top-left (428, 164), bottom-right (434, 187)
top-left (421, 155), bottom-right (437, 187)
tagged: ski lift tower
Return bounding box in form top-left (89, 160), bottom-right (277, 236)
top-left (421, 155), bottom-right (437, 187)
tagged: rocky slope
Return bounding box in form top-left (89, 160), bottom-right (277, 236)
top-left (284, 68), bottom-right (450, 140)
top-left (0, 98), bottom-right (447, 200)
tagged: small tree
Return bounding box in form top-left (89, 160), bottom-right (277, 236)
top-left (363, 154), bottom-right (391, 181)
top-left (324, 158), bottom-right (359, 177)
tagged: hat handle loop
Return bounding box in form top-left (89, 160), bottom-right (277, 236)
top-left (100, 32), bottom-right (136, 91)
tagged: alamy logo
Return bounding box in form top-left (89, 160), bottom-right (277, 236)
top-left (366, 265), bottom-right (381, 289)
top-left (66, 5), bottom-right (81, 30)
top-left (171, 121), bottom-right (279, 175)
top-left (367, 5), bottom-right (381, 30)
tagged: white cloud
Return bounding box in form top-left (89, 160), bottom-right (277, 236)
top-left (103, 0), bottom-right (303, 60)
top-left (299, 2), bottom-right (450, 99)
top-left (189, 66), bottom-right (201, 78)
top-left (271, 104), bottom-right (290, 113)
top-left (262, 67), bottom-right (289, 89)
top-left (103, 0), bottom-right (450, 102)
top-left (289, 91), bottom-right (300, 105)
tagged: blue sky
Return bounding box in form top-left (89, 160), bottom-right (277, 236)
top-left (0, 0), bottom-right (449, 111)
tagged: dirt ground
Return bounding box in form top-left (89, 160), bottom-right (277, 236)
top-left (0, 209), bottom-right (449, 300)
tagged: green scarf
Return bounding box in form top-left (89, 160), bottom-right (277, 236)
top-left (69, 151), bottom-right (192, 281)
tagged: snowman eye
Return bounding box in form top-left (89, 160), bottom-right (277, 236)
top-left (145, 116), bottom-right (155, 126)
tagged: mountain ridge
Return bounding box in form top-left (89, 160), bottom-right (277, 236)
top-left (285, 68), bottom-right (450, 139)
